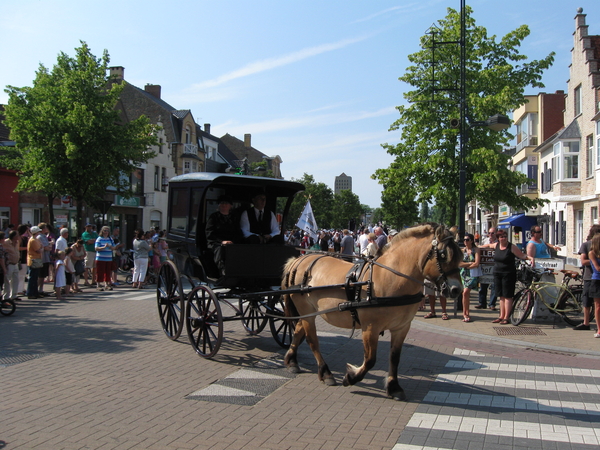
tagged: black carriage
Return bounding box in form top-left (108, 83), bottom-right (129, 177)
top-left (157, 172), bottom-right (304, 357)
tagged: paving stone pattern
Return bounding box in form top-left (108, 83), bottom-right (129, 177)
top-left (2, 285), bottom-right (599, 449)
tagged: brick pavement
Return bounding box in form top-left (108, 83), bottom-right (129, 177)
top-left (1, 282), bottom-right (599, 450)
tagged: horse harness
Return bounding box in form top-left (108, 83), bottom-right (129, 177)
top-left (284, 236), bottom-right (457, 330)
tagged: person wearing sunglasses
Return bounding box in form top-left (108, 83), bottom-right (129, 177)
top-left (480, 231), bottom-right (534, 324)
top-left (527, 225), bottom-right (560, 261)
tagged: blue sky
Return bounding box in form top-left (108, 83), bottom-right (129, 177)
top-left (2, 1), bottom-right (599, 208)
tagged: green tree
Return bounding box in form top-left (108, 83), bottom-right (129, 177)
top-left (331, 189), bottom-right (363, 230)
top-left (2, 41), bottom-right (157, 233)
top-left (373, 6), bottom-right (553, 225)
top-left (285, 173), bottom-right (334, 230)
top-left (380, 188), bottom-right (419, 230)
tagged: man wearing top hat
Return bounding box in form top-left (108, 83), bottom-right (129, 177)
top-left (239, 191), bottom-right (280, 244)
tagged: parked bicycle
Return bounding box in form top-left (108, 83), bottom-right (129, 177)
top-left (510, 263), bottom-right (592, 326)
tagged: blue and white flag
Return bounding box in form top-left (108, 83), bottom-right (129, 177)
top-left (296, 200), bottom-right (318, 241)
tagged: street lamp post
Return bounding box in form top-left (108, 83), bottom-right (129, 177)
top-left (457, 0), bottom-right (510, 240)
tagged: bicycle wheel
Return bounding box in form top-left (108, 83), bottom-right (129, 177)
top-left (510, 289), bottom-right (533, 326)
top-left (557, 287), bottom-right (585, 326)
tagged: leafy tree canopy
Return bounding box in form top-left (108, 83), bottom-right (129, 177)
top-left (373, 6), bottom-right (554, 225)
top-left (285, 173), bottom-right (335, 230)
top-left (2, 41), bottom-right (157, 232)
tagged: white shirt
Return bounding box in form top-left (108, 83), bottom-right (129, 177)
top-left (239, 208), bottom-right (280, 238)
top-left (55, 236), bottom-right (69, 252)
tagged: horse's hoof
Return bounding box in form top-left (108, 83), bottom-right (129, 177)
top-left (287, 364), bottom-right (301, 374)
top-left (388, 390), bottom-right (407, 401)
top-left (324, 377), bottom-right (337, 386)
top-left (342, 374), bottom-right (351, 387)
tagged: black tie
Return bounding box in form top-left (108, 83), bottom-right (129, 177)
top-left (258, 210), bottom-right (263, 222)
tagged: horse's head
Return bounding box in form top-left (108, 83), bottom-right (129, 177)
top-left (420, 224), bottom-right (463, 300)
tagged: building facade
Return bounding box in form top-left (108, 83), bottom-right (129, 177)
top-left (334, 173), bottom-right (352, 195)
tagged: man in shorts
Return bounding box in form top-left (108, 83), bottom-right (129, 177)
top-left (574, 224), bottom-right (600, 330)
top-left (82, 223), bottom-right (99, 286)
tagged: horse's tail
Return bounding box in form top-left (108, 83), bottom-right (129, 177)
top-left (282, 256), bottom-right (302, 320)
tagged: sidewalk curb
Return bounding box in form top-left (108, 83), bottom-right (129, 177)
top-left (412, 319), bottom-right (600, 358)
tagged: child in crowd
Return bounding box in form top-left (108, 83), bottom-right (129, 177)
top-left (54, 251), bottom-right (66, 300)
top-left (64, 247), bottom-right (75, 296)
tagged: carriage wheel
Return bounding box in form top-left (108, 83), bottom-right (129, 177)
top-left (239, 295), bottom-right (268, 335)
top-left (186, 285), bottom-right (223, 358)
top-left (156, 260), bottom-right (185, 340)
top-left (268, 295), bottom-right (296, 348)
top-left (0, 299), bottom-right (16, 316)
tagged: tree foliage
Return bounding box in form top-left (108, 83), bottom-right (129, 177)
top-left (285, 173), bottom-right (335, 230)
top-left (2, 41), bottom-right (157, 233)
top-left (331, 189), bottom-right (363, 230)
top-left (373, 6), bottom-right (554, 225)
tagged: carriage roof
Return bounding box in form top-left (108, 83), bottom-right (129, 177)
top-left (167, 172), bottom-right (305, 198)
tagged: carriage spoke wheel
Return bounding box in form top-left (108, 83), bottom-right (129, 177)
top-left (268, 295), bottom-right (296, 348)
top-left (239, 295), bottom-right (268, 335)
top-left (156, 260), bottom-right (185, 340)
top-left (186, 285), bottom-right (223, 358)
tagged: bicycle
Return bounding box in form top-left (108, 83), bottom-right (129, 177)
top-left (510, 263), bottom-right (593, 326)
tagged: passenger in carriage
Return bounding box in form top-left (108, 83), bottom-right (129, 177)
top-left (206, 195), bottom-right (241, 275)
top-left (239, 192), bottom-right (280, 244)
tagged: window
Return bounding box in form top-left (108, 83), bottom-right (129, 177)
top-left (574, 85), bottom-right (582, 116)
top-left (553, 141), bottom-right (580, 181)
top-left (154, 166), bottom-right (160, 191)
top-left (161, 167), bottom-right (167, 192)
top-left (159, 137), bottom-right (164, 154)
top-left (587, 135), bottom-right (594, 178)
top-left (592, 206), bottom-right (598, 224)
top-left (597, 121), bottom-right (600, 166)
top-left (131, 168), bottom-right (144, 195)
top-left (185, 126), bottom-right (191, 144)
top-left (170, 188), bottom-right (188, 235)
top-left (183, 161), bottom-right (197, 174)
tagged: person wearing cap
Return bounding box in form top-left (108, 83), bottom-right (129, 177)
top-left (206, 195), bottom-right (241, 275)
top-left (239, 192), bottom-right (280, 244)
top-left (82, 223), bottom-right (99, 286)
top-left (26, 226), bottom-right (44, 299)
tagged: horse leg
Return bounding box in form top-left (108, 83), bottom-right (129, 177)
top-left (343, 329), bottom-right (378, 387)
top-left (385, 328), bottom-right (410, 401)
top-left (299, 318), bottom-right (336, 386)
top-left (284, 321), bottom-right (306, 373)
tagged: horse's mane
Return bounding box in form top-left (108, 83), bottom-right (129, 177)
top-left (379, 222), bottom-right (461, 263)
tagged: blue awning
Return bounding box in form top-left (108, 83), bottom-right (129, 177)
top-left (497, 213), bottom-right (537, 230)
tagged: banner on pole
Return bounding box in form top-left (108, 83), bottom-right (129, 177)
top-left (295, 200), bottom-right (318, 241)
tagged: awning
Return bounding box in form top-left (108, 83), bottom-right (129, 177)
top-left (497, 213), bottom-right (537, 230)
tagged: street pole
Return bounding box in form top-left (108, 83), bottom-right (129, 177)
top-left (458, 0), bottom-right (467, 241)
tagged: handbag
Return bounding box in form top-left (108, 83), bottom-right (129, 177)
top-left (30, 258), bottom-right (43, 269)
top-left (74, 259), bottom-right (85, 276)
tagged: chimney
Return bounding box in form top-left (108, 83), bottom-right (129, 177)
top-left (109, 66), bottom-right (124, 81)
top-left (144, 84), bottom-right (161, 99)
top-left (244, 133), bottom-right (251, 148)
top-left (204, 123), bottom-right (211, 135)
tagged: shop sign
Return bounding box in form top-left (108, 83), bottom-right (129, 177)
top-left (115, 195), bottom-right (140, 207)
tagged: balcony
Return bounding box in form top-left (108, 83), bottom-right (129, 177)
top-left (183, 143), bottom-right (198, 156)
top-left (516, 135), bottom-right (538, 152)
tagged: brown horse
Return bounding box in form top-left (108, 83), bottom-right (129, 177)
top-left (281, 223), bottom-right (463, 400)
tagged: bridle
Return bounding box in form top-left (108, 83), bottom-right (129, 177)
top-left (421, 235), bottom-right (461, 295)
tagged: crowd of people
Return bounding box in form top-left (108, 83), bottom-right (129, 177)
top-left (0, 222), bottom-right (169, 307)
